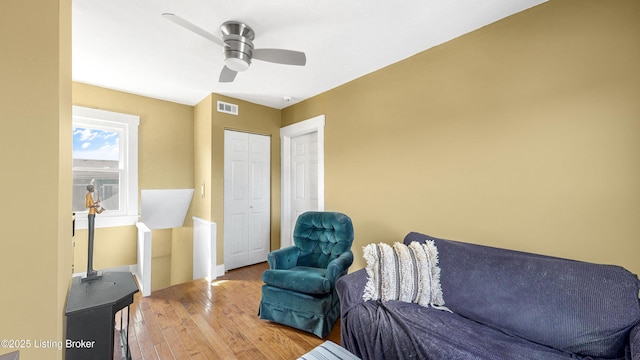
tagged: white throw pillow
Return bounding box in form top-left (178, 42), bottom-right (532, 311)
top-left (363, 241), bottom-right (448, 310)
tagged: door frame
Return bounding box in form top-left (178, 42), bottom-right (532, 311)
top-left (280, 115), bottom-right (325, 248)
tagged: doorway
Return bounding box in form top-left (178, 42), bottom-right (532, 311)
top-left (224, 130), bottom-right (271, 270)
top-left (280, 115), bottom-right (325, 248)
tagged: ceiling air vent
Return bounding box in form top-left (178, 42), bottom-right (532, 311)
top-left (217, 100), bottom-right (239, 115)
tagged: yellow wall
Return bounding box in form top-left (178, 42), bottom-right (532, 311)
top-left (72, 83), bottom-right (195, 290)
top-left (171, 227), bottom-right (195, 284)
top-left (283, 0), bottom-right (640, 274)
top-left (193, 94), bottom-right (282, 265)
top-left (0, 1), bottom-right (72, 359)
top-left (193, 96), bottom-right (213, 222)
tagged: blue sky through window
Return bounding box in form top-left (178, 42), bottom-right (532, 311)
top-left (72, 127), bottom-right (119, 161)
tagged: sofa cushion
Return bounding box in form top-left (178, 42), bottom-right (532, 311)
top-left (362, 241), bottom-right (447, 309)
top-left (404, 232), bottom-right (640, 359)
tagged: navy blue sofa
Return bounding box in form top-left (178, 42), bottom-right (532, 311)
top-left (336, 232), bottom-right (640, 360)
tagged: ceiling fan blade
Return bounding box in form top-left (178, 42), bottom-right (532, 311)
top-left (253, 49), bottom-right (306, 66)
top-left (162, 13), bottom-right (225, 47)
top-left (219, 66), bottom-right (238, 82)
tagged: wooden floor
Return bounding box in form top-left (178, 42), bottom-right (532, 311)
top-left (126, 262), bottom-right (341, 359)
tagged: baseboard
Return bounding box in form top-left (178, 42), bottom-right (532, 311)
top-left (73, 264), bottom-right (223, 284)
top-left (72, 264), bottom-right (136, 278)
top-left (216, 264), bottom-right (225, 278)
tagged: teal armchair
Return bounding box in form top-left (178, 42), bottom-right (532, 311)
top-left (259, 211), bottom-right (354, 337)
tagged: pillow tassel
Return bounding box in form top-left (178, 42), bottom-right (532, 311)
top-left (424, 240), bottom-right (451, 312)
top-left (362, 243), bottom-right (380, 301)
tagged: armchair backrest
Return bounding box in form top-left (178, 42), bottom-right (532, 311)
top-left (293, 211), bottom-right (354, 269)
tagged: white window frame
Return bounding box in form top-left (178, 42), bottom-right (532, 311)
top-left (73, 105), bottom-right (139, 229)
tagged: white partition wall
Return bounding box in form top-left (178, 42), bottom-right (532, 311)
top-left (193, 216), bottom-right (218, 280)
top-left (135, 188), bottom-right (193, 296)
top-left (135, 222), bottom-right (152, 296)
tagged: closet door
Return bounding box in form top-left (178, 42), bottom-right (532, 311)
top-left (224, 130), bottom-right (271, 270)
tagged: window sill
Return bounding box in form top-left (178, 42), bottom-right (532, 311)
top-left (74, 214), bottom-right (139, 230)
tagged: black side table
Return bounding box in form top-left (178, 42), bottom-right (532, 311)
top-left (65, 272), bottom-right (138, 360)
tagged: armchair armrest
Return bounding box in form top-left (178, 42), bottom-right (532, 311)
top-left (266, 245), bottom-right (300, 270)
top-left (631, 321), bottom-right (639, 360)
top-left (326, 251), bottom-right (354, 286)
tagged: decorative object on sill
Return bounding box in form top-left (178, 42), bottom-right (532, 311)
top-left (83, 183), bottom-right (104, 282)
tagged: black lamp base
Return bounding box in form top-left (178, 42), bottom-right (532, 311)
top-left (82, 270), bottom-right (103, 282)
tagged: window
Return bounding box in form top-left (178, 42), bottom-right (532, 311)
top-left (72, 106), bottom-right (139, 229)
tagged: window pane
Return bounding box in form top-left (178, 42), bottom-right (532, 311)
top-left (72, 127), bottom-right (119, 161)
top-left (72, 126), bottom-right (121, 212)
top-left (72, 171), bottom-right (120, 212)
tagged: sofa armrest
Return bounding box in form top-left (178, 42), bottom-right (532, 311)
top-left (266, 245), bottom-right (300, 270)
top-left (336, 268), bottom-right (368, 317)
top-left (326, 251), bottom-right (354, 286)
top-left (631, 322), bottom-right (640, 360)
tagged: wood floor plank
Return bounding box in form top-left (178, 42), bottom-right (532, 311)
top-left (172, 325), bottom-right (203, 358)
top-left (161, 326), bottom-right (192, 360)
top-left (133, 316), bottom-right (160, 359)
top-left (127, 324), bottom-right (143, 360)
top-left (236, 309), bottom-right (293, 359)
top-left (191, 313), bottom-right (237, 359)
top-left (168, 294), bottom-right (221, 359)
top-left (154, 341), bottom-right (175, 360)
top-left (140, 305), bottom-right (166, 345)
top-left (151, 300), bottom-right (181, 331)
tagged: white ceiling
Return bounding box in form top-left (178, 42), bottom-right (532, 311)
top-left (72, 0), bottom-right (546, 109)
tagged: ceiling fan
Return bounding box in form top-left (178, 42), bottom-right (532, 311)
top-left (162, 13), bottom-right (307, 83)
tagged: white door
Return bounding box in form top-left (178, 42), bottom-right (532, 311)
top-left (291, 132), bottom-right (319, 229)
top-left (224, 130), bottom-right (271, 270)
top-left (280, 115), bottom-right (325, 248)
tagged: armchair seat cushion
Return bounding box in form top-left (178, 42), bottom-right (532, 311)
top-left (262, 266), bottom-right (330, 295)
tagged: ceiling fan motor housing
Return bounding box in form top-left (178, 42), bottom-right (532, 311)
top-left (221, 21), bottom-right (255, 72)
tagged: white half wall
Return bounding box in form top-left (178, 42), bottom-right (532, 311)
top-left (136, 222), bottom-right (152, 296)
top-left (193, 216), bottom-right (220, 280)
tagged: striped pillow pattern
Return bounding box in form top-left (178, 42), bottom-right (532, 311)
top-left (363, 241), bottom-right (448, 309)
